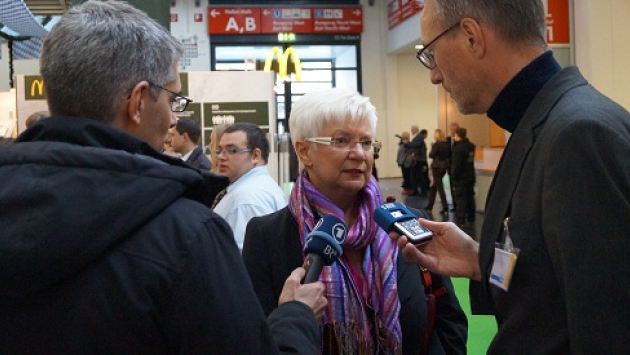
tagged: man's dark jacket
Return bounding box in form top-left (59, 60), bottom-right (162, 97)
top-left (0, 117), bottom-right (319, 354)
top-left (450, 138), bottom-right (476, 184)
top-left (186, 145), bottom-right (212, 170)
top-left (474, 66), bottom-right (630, 353)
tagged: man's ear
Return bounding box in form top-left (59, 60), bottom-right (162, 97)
top-left (460, 17), bottom-right (486, 58)
top-left (126, 81), bottom-right (151, 126)
top-left (294, 140), bottom-right (313, 167)
top-left (251, 147), bottom-right (263, 164)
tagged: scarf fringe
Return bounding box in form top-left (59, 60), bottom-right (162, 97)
top-left (323, 321), bottom-right (402, 355)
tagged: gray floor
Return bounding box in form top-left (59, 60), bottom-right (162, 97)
top-left (377, 177), bottom-right (484, 241)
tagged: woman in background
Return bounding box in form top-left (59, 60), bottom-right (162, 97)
top-left (243, 88), bottom-right (467, 354)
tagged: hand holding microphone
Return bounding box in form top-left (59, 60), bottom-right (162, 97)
top-left (302, 214), bottom-right (348, 284)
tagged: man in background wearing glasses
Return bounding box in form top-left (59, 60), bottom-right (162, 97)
top-left (213, 122), bottom-right (287, 250)
top-left (392, 0), bottom-right (630, 353)
top-left (0, 1), bottom-right (326, 353)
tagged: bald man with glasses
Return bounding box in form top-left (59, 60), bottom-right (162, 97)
top-left (392, 0), bottom-right (630, 353)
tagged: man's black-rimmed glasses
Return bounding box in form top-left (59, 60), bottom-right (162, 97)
top-left (416, 21), bottom-right (460, 70)
top-left (148, 81), bottom-right (193, 113)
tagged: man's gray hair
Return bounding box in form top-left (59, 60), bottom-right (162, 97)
top-left (289, 87), bottom-right (377, 142)
top-left (40, 0), bottom-right (183, 123)
top-left (428, 0), bottom-right (547, 48)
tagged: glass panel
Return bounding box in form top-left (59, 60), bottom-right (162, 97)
top-left (300, 61), bottom-right (332, 69)
top-left (299, 69), bottom-right (332, 82)
top-left (215, 62), bottom-right (248, 71)
top-left (290, 45), bottom-right (357, 68)
top-left (291, 82), bottom-right (333, 95)
top-left (215, 45), bottom-right (277, 63)
top-left (334, 70), bottom-right (358, 91)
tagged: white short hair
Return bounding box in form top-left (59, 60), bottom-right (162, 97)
top-left (289, 88), bottom-right (377, 143)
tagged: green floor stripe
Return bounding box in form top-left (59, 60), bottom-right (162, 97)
top-left (451, 277), bottom-right (497, 354)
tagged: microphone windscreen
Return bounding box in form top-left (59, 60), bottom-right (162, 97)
top-left (303, 214), bottom-right (347, 266)
top-left (373, 202), bottom-right (417, 232)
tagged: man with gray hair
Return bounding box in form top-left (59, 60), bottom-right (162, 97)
top-left (392, 0), bottom-right (630, 353)
top-left (0, 1), bottom-right (325, 353)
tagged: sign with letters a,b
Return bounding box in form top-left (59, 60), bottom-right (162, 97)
top-left (25, 75), bottom-right (46, 100)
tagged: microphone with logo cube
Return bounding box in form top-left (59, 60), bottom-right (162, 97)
top-left (302, 214), bottom-right (348, 284)
top-left (373, 202), bottom-right (433, 245)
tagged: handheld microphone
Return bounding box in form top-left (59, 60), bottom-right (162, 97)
top-left (302, 214), bottom-right (348, 284)
top-left (394, 134), bottom-right (402, 139)
top-left (373, 202), bottom-right (433, 245)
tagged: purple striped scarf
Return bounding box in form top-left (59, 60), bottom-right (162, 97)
top-left (288, 171), bottom-right (402, 353)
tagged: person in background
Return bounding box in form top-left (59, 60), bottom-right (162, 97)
top-left (243, 87), bottom-right (467, 354)
top-left (404, 125), bottom-right (428, 196)
top-left (24, 111), bottom-right (50, 128)
top-left (425, 128), bottom-right (449, 214)
top-left (371, 140), bottom-right (382, 180)
top-left (171, 117), bottom-right (211, 170)
top-left (212, 122), bottom-right (287, 250)
top-left (419, 129), bottom-right (431, 193)
top-left (396, 131), bottom-right (412, 192)
top-left (392, 0), bottom-right (630, 353)
top-left (0, 1), bottom-right (326, 353)
top-left (162, 126), bottom-right (179, 157)
top-left (450, 127), bottom-right (476, 225)
top-left (209, 123), bottom-right (229, 174)
top-left (446, 121), bottom-right (459, 212)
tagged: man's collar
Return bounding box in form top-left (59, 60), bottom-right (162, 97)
top-left (487, 51), bottom-right (561, 133)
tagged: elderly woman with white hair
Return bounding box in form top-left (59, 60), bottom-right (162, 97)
top-left (243, 88), bottom-right (467, 354)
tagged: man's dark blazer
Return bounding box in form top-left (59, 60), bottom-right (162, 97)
top-left (243, 207), bottom-right (467, 354)
top-left (473, 66), bottom-right (630, 353)
top-left (406, 133), bottom-right (427, 163)
top-left (185, 146), bottom-right (211, 170)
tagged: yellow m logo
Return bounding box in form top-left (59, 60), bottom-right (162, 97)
top-left (30, 80), bottom-right (44, 97)
top-left (263, 47), bottom-right (302, 81)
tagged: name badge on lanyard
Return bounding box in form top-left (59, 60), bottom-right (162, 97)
top-left (489, 217), bottom-right (520, 291)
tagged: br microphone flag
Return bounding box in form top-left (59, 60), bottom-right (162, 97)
top-left (302, 214), bottom-right (347, 284)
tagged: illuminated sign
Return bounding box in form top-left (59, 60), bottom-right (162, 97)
top-left (263, 47), bottom-right (302, 81)
top-left (208, 7), bottom-right (362, 35)
top-left (278, 32), bottom-right (296, 42)
top-left (25, 76), bottom-right (46, 100)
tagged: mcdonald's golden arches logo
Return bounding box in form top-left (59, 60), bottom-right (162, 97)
top-left (263, 47), bottom-right (302, 81)
top-left (25, 75), bottom-right (47, 100)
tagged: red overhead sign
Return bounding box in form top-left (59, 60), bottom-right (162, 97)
top-left (261, 8), bottom-right (313, 34)
top-left (208, 7), bottom-right (363, 35)
top-left (388, 0), bottom-right (423, 30)
top-left (313, 8), bottom-right (363, 34)
top-left (208, 8), bottom-right (261, 34)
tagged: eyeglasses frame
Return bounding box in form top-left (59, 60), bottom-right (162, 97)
top-left (147, 81), bottom-right (193, 113)
top-left (215, 147), bottom-right (253, 157)
top-left (305, 136), bottom-right (375, 152)
top-left (416, 21), bottom-right (461, 70)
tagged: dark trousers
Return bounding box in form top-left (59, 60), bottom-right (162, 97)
top-left (453, 180), bottom-right (475, 223)
top-left (427, 168), bottom-right (448, 209)
top-left (401, 166), bottom-right (412, 190)
top-left (420, 163), bottom-right (430, 192)
top-left (447, 171), bottom-right (456, 210)
top-left (410, 163), bottom-right (429, 194)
